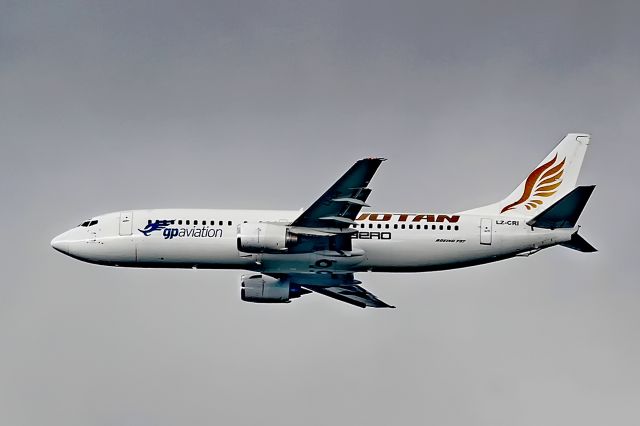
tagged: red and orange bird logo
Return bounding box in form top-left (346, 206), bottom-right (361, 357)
top-left (500, 154), bottom-right (566, 214)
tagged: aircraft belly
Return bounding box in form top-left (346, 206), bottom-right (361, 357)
top-left (352, 233), bottom-right (513, 272)
top-left (258, 251), bottom-right (366, 274)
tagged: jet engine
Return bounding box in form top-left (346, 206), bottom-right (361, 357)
top-left (240, 274), bottom-right (310, 303)
top-left (237, 222), bottom-right (298, 253)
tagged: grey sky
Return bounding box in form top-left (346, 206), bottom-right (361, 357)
top-left (1, 1), bottom-right (640, 425)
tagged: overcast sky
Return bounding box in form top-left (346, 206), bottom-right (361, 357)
top-left (1, 1), bottom-right (640, 425)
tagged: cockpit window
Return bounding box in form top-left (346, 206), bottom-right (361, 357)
top-left (89, 220), bottom-right (98, 226)
top-left (80, 221), bottom-right (90, 227)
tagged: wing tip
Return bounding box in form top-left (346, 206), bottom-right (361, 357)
top-left (362, 303), bottom-right (396, 309)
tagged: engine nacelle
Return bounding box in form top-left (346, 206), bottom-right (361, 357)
top-left (237, 222), bottom-right (298, 253)
top-left (240, 274), bottom-right (309, 304)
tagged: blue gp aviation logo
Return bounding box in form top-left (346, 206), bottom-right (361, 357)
top-left (139, 220), bottom-right (174, 236)
top-left (138, 220), bottom-right (223, 239)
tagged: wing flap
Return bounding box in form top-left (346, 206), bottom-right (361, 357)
top-left (305, 285), bottom-right (395, 309)
top-left (331, 197), bottom-right (371, 207)
top-left (318, 216), bottom-right (356, 225)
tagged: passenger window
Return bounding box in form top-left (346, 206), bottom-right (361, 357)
top-left (385, 224), bottom-right (389, 229)
top-left (147, 219), bottom-right (152, 225)
top-left (219, 221), bottom-right (224, 226)
top-left (194, 220), bottom-right (198, 225)
top-left (369, 224), bottom-right (373, 229)
top-left (377, 224), bottom-right (382, 229)
top-left (432, 225), bottom-right (436, 230)
top-left (401, 224), bottom-right (405, 229)
top-left (416, 225), bottom-right (421, 229)
top-left (439, 225), bottom-right (443, 230)
top-left (361, 224), bottom-right (365, 229)
top-left (408, 224), bottom-right (413, 229)
top-left (447, 225), bottom-right (451, 230)
top-left (394, 224), bottom-right (398, 229)
top-left (186, 220), bottom-right (190, 225)
top-left (454, 225), bottom-right (459, 231)
top-left (228, 221), bottom-right (232, 226)
top-left (178, 220), bottom-right (182, 225)
top-left (210, 221), bottom-right (215, 226)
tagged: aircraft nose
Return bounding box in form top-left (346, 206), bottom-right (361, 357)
top-left (51, 234), bottom-right (69, 254)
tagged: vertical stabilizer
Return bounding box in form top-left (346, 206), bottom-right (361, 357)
top-left (461, 133), bottom-right (590, 217)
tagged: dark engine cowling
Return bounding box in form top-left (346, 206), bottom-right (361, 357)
top-left (240, 274), bottom-right (310, 304)
top-left (237, 223), bottom-right (298, 253)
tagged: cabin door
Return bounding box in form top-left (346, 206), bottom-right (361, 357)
top-left (480, 218), bottom-right (492, 245)
top-left (119, 211), bottom-right (133, 236)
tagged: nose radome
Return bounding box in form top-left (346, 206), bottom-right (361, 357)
top-left (51, 234), bottom-right (69, 254)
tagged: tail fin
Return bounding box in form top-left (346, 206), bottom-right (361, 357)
top-left (462, 133), bottom-right (591, 217)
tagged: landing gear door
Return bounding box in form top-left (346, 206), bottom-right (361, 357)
top-left (119, 211), bottom-right (133, 236)
top-left (480, 218), bottom-right (492, 245)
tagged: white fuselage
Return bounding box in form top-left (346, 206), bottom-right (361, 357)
top-left (51, 209), bottom-right (575, 274)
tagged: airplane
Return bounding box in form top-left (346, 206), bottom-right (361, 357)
top-left (51, 133), bottom-right (597, 308)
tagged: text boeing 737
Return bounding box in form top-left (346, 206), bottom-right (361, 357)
top-left (51, 133), bottom-right (597, 308)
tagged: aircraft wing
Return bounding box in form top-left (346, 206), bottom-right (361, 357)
top-left (284, 159), bottom-right (391, 308)
top-left (283, 272), bottom-right (394, 308)
top-left (290, 158), bottom-right (386, 229)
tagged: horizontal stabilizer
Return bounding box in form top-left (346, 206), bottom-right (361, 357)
top-left (527, 185), bottom-right (595, 229)
top-left (560, 232), bottom-right (598, 253)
